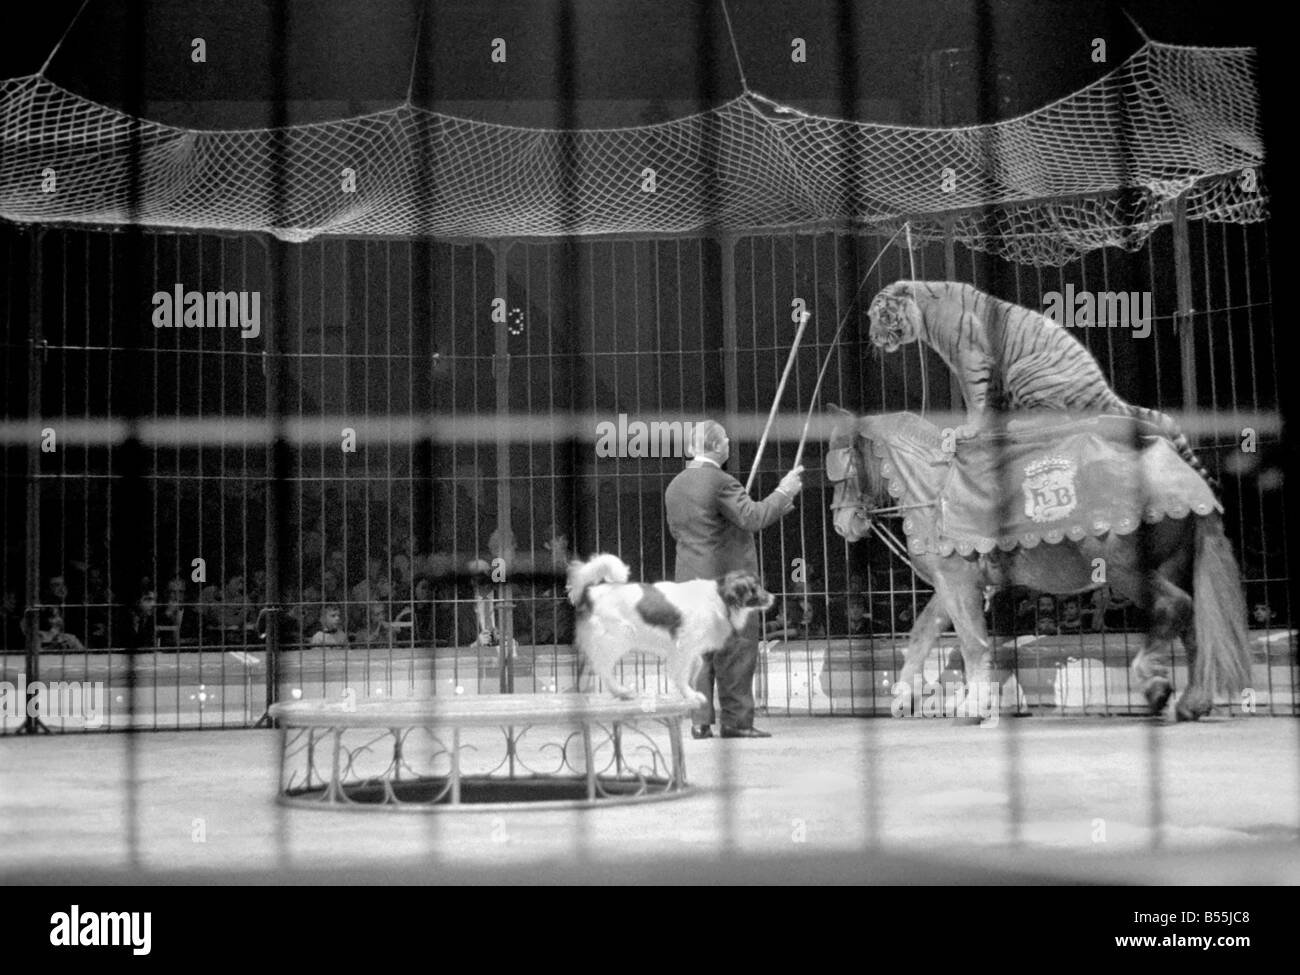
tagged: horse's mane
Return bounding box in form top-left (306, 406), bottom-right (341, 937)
top-left (855, 430), bottom-right (891, 508)
top-left (854, 410), bottom-right (948, 507)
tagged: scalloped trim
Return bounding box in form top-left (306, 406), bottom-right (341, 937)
top-left (864, 418), bottom-right (1222, 558)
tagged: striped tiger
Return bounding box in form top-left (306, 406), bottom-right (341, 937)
top-left (866, 280), bottom-right (1216, 488)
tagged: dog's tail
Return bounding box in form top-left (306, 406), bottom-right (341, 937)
top-left (566, 553), bottom-right (630, 608)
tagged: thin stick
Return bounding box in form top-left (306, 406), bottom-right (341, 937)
top-left (718, 0), bottom-right (751, 92)
top-left (745, 311), bottom-right (809, 492)
top-left (39, 0), bottom-right (93, 76)
top-left (791, 224), bottom-right (910, 469)
top-left (905, 221), bottom-right (927, 414)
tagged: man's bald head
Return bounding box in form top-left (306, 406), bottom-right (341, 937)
top-left (690, 420), bottom-right (730, 465)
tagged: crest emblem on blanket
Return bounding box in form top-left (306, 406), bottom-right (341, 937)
top-left (1022, 456), bottom-right (1078, 523)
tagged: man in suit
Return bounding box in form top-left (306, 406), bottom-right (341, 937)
top-left (665, 420), bottom-right (803, 739)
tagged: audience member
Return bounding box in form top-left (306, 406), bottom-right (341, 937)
top-left (120, 589), bottom-right (157, 649)
top-left (353, 600), bottom-right (395, 645)
top-left (309, 605), bottom-right (348, 647)
top-left (157, 576), bottom-right (197, 646)
top-left (2, 589), bottom-right (27, 650)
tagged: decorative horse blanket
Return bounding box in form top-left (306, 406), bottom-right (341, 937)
top-left (857, 412), bottom-right (1221, 557)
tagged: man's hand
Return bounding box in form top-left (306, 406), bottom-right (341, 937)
top-left (778, 465), bottom-right (805, 498)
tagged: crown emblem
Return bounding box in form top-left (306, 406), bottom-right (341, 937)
top-left (1022, 455), bottom-right (1078, 524)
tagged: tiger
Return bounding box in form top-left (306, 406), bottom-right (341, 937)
top-left (866, 280), bottom-right (1216, 488)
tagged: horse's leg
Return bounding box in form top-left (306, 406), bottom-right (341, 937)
top-left (896, 595), bottom-right (952, 688)
top-left (1108, 558), bottom-right (1195, 719)
top-left (933, 565), bottom-right (1000, 717)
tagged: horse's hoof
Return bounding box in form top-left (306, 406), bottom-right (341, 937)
top-left (1176, 689), bottom-right (1213, 721)
top-left (1145, 678), bottom-right (1173, 715)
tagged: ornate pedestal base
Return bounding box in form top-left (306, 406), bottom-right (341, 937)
top-left (269, 694), bottom-right (692, 810)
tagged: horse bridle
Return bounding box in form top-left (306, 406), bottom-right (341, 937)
top-left (825, 443), bottom-right (866, 514)
top-left (826, 433), bottom-right (931, 574)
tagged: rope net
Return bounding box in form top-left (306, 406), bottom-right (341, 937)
top-left (0, 41), bottom-right (1266, 265)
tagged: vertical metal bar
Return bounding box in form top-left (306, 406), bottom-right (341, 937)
top-left (263, 245), bottom-right (283, 723)
top-left (493, 241), bottom-right (514, 694)
top-left (1172, 194), bottom-right (1198, 425)
top-left (263, 0), bottom-right (291, 731)
top-left (942, 218), bottom-right (963, 416)
top-left (22, 230), bottom-right (45, 735)
top-left (720, 237), bottom-right (740, 447)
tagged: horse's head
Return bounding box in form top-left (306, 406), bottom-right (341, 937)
top-left (825, 405), bottom-right (875, 543)
top-left (867, 281), bottom-right (922, 354)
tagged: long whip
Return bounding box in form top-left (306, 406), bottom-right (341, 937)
top-left (744, 310), bottom-right (810, 492)
top-left (789, 223), bottom-right (912, 471)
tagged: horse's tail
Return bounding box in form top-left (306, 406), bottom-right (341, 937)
top-left (1125, 404), bottom-right (1219, 491)
top-left (1192, 514), bottom-right (1252, 700)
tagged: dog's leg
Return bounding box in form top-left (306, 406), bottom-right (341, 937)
top-left (577, 620), bottom-right (636, 699)
top-left (671, 647), bottom-right (708, 708)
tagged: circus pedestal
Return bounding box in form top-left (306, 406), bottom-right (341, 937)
top-left (269, 694), bottom-right (692, 810)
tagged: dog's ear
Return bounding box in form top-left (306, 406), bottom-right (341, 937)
top-left (719, 573), bottom-right (774, 610)
top-left (717, 572), bottom-right (743, 608)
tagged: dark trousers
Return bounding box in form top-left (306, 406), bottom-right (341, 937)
top-left (691, 614), bottom-right (760, 730)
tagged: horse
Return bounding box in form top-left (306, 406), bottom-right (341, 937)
top-left (824, 406), bottom-right (1251, 721)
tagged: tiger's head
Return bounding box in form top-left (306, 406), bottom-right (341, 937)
top-left (867, 281), bottom-right (922, 353)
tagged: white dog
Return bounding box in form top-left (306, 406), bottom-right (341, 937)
top-left (566, 554), bottom-right (775, 706)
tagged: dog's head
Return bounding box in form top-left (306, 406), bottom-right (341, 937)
top-left (717, 572), bottom-right (775, 629)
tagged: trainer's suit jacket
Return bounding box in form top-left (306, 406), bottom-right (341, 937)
top-left (665, 460), bottom-right (794, 582)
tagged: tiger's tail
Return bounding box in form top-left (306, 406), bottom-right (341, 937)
top-left (1124, 405), bottom-right (1219, 491)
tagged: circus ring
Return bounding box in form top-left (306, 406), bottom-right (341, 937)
top-left (269, 694), bottom-right (692, 810)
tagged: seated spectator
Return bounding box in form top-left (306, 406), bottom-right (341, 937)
top-left (119, 590), bottom-right (157, 649)
top-left (156, 576), bottom-right (198, 646)
top-left (424, 553), bottom-right (482, 648)
top-left (1058, 597), bottom-right (1083, 634)
top-left (198, 581), bottom-right (224, 637)
top-left (768, 598), bottom-right (822, 640)
top-left (309, 605), bottom-right (348, 648)
top-left (40, 574), bottom-right (85, 649)
top-left (40, 612), bottom-right (84, 652)
top-left (214, 575), bottom-right (252, 644)
top-left (2, 589), bottom-right (28, 650)
top-left (411, 575), bottom-right (435, 644)
top-left (527, 531), bottom-right (574, 646)
top-left (467, 558), bottom-right (497, 645)
top-left (1252, 603), bottom-right (1277, 628)
top-left (327, 550), bottom-right (347, 585)
top-left (248, 569), bottom-right (267, 606)
top-left (353, 600), bottom-right (395, 646)
top-left (1033, 595), bottom-right (1059, 636)
top-left (844, 595), bottom-right (873, 636)
top-left (320, 568), bottom-right (344, 610)
top-left (82, 565), bottom-right (113, 649)
top-left (895, 600), bottom-right (916, 632)
top-left (391, 554), bottom-right (412, 601)
top-left (280, 585), bottom-right (321, 648)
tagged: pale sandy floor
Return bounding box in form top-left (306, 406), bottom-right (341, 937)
top-left (2, 715), bottom-right (1298, 884)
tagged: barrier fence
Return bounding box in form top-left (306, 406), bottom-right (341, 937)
top-left (1, 217), bottom-right (1292, 732)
